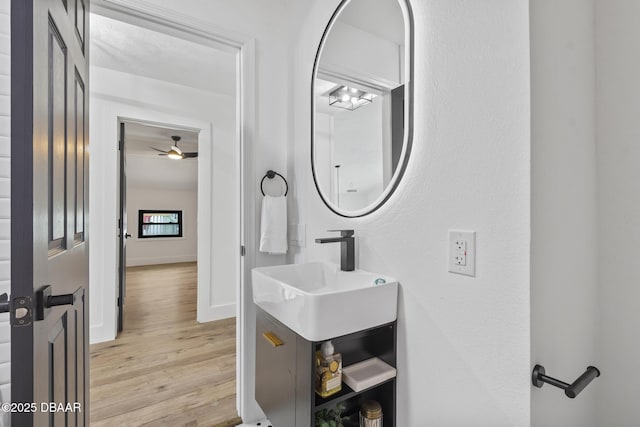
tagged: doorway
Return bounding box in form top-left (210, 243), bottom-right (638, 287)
top-left (117, 121), bottom-right (201, 332)
top-left (87, 11), bottom-right (244, 425)
top-left (87, 1), bottom-right (259, 419)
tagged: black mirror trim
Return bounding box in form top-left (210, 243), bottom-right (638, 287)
top-left (310, 0), bottom-right (415, 218)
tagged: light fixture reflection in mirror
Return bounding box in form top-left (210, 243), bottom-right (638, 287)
top-left (329, 86), bottom-right (374, 110)
top-left (311, 0), bottom-right (413, 217)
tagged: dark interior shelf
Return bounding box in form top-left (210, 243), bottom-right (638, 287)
top-left (311, 321), bottom-right (397, 425)
top-left (313, 321), bottom-right (396, 346)
top-left (314, 377), bottom-right (395, 412)
top-left (314, 379), bottom-right (396, 427)
top-left (315, 383), bottom-right (355, 411)
top-left (313, 323), bottom-right (396, 370)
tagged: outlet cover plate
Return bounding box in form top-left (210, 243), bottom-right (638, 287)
top-left (449, 230), bottom-right (476, 277)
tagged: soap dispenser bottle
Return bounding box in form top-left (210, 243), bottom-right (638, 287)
top-left (315, 340), bottom-right (342, 397)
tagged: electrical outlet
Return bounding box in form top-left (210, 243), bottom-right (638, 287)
top-left (454, 239), bottom-right (467, 265)
top-left (449, 230), bottom-right (476, 276)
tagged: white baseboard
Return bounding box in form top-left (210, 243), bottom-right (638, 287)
top-left (89, 303), bottom-right (235, 344)
top-left (126, 254), bottom-right (197, 267)
top-left (198, 302), bottom-right (236, 323)
top-left (89, 323), bottom-right (116, 345)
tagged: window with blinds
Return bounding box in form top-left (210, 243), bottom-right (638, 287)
top-left (138, 210), bottom-right (183, 238)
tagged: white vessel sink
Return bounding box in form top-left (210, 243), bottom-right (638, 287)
top-left (252, 262), bottom-right (398, 341)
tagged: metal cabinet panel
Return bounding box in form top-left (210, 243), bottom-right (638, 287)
top-left (256, 308), bottom-right (297, 426)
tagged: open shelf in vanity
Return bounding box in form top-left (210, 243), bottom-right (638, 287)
top-left (312, 322), bottom-right (396, 425)
top-left (255, 306), bottom-right (397, 426)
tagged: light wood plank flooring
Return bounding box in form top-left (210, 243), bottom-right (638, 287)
top-left (90, 262), bottom-right (242, 427)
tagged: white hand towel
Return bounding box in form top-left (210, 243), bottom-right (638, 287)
top-left (259, 195), bottom-right (288, 254)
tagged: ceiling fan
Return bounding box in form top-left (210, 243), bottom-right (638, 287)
top-left (150, 135), bottom-right (198, 159)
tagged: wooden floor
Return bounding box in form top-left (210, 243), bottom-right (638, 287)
top-left (90, 262), bottom-right (242, 427)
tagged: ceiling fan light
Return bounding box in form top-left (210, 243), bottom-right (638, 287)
top-left (171, 145), bottom-right (183, 155)
top-left (167, 150), bottom-right (183, 160)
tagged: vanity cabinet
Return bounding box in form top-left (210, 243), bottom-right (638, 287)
top-left (255, 307), bottom-right (299, 426)
top-left (255, 307), bottom-right (397, 426)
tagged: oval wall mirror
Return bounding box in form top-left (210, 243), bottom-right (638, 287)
top-left (311, 0), bottom-right (413, 217)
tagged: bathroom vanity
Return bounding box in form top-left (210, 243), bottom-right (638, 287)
top-left (255, 306), bottom-right (397, 426)
top-left (252, 262), bottom-right (399, 426)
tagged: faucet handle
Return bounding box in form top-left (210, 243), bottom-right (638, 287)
top-left (327, 229), bottom-right (354, 237)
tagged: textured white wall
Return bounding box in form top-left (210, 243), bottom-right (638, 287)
top-left (126, 185), bottom-right (198, 267)
top-left (530, 1), bottom-right (600, 425)
top-left (595, 1), bottom-right (640, 424)
top-left (290, 0), bottom-right (531, 424)
top-left (0, 1), bottom-right (9, 425)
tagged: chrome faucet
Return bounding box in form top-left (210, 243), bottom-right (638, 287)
top-left (315, 230), bottom-right (355, 271)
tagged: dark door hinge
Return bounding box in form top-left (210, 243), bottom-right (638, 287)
top-left (240, 245), bottom-right (246, 256)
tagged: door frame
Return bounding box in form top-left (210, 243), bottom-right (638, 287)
top-left (91, 0), bottom-right (258, 420)
top-left (117, 121), bottom-right (125, 333)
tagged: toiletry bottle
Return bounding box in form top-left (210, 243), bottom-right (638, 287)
top-left (360, 400), bottom-right (383, 427)
top-left (315, 340), bottom-right (342, 397)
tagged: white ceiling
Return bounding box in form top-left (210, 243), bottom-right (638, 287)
top-left (338, 0), bottom-right (405, 46)
top-left (90, 13), bottom-right (236, 95)
top-left (124, 122), bottom-right (199, 190)
top-left (124, 122), bottom-right (199, 156)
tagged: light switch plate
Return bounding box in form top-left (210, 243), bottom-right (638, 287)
top-left (449, 230), bottom-right (476, 277)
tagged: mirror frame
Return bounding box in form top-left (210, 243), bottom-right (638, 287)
top-left (311, 0), bottom-right (414, 218)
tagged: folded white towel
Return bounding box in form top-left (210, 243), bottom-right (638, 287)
top-left (259, 195), bottom-right (288, 254)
